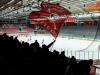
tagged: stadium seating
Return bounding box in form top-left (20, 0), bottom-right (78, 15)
top-left (1, 24), bottom-right (17, 34)
top-left (2, 28), bottom-right (17, 34)
top-left (0, 23), bottom-right (99, 39)
top-left (29, 24), bottom-right (36, 30)
top-left (23, 27), bottom-right (33, 32)
top-left (0, 24), bottom-right (35, 34)
top-left (59, 26), bottom-right (98, 38)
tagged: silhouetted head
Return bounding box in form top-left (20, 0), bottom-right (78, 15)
top-left (72, 56), bottom-right (75, 58)
top-left (89, 59), bottom-right (93, 66)
top-left (3, 33), bottom-right (7, 37)
top-left (42, 44), bottom-right (47, 48)
top-left (35, 40), bottom-right (37, 42)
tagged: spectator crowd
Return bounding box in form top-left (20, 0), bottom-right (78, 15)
top-left (0, 33), bottom-right (94, 75)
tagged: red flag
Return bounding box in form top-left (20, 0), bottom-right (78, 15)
top-left (29, 2), bottom-right (71, 38)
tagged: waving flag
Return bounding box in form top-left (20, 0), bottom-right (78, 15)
top-left (29, 1), bottom-right (71, 38)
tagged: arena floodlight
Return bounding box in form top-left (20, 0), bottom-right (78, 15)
top-left (17, 10), bottom-right (19, 14)
top-left (7, 0), bottom-right (14, 4)
top-left (79, 13), bottom-right (83, 15)
top-left (89, 12), bottom-right (93, 14)
top-left (23, 7), bottom-right (24, 12)
top-left (29, 6), bottom-right (31, 10)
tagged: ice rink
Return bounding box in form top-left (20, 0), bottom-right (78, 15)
top-left (18, 36), bottom-right (100, 60)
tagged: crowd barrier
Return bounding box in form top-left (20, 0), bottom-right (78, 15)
top-left (53, 48), bottom-right (100, 75)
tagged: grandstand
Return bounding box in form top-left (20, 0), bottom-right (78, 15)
top-left (0, 0), bottom-right (100, 75)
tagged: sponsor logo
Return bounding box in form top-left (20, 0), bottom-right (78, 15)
top-left (0, 4), bottom-right (23, 6)
top-left (86, 1), bottom-right (100, 12)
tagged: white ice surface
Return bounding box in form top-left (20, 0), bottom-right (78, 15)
top-left (18, 36), bottom-right (100, 60)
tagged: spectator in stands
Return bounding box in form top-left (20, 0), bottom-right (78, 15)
top-left (60, 51), bottom-right (69, 75)
top-left (42, 40), bottom-right (55, 51)
top-left (89, 59), bottom-right (95, 75)
top-left (68, 56), bottom-right (77, 75)
top-left (0, 33), bottom-right (95, 75)
top-left (77, 59), bottom-right (92, 75)
top-left (34, 40), bottom-right (40, 48)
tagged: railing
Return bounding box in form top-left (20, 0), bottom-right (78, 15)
top-left (51, 49), bottom-right (100, 60)
top-left (95, 65), bottom-right (100, 75)
top-left (51, 48), bottom-right (100, 75)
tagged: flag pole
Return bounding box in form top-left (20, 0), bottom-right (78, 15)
top-left (49, 20), bottom-right (65, 51)
top-left (50, 34), bottom-right (58, 51)
top-left (49, 19), bottom-right (67, 51)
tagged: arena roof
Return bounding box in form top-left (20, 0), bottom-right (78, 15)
top-left (0, 0), bottom-right (100, 21)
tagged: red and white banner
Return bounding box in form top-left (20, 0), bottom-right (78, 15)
top-left (29, 2), bottom-right (71, 38)
top-left (65, 16), bottom-right (76, 22)
top-left (90, 66), bottom-right (96, 75)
